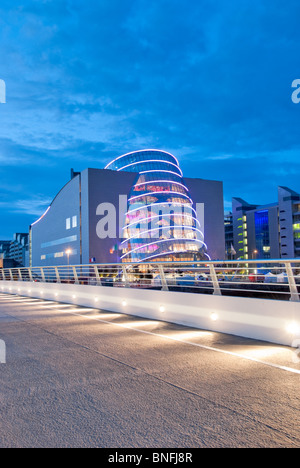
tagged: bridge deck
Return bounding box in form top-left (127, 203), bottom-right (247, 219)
top-left (0, 293), bottom-right (300, 448)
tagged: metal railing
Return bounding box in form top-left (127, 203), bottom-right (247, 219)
top-left (0, 259), bottom-right (300, 302)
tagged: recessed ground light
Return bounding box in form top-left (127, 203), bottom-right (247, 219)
top-left (210, 313), bottom-right (219, 321)
top-left (122, 300), bottom-right (127, 307)
top-left (286, 321), bottom-right (300, 335)
top-left (159, 305), bottom-right (165, 313)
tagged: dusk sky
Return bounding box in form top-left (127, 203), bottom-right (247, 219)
top-left (0, 0), bottom-right (300, 239)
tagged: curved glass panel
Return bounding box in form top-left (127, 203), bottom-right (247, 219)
top-left (106, 150), bottom-right (209, 262)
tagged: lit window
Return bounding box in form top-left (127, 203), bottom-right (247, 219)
top-left (66, 218), bottom-right (71, 230)
top-left (41, 235), bottom-right (77, 248)
top-left (72, 216), bottom-right (77, 228)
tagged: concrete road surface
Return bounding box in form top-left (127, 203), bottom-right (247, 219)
top-left (0, 292), bottom-right (300, 448)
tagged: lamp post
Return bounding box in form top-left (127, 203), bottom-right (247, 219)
top-left (252, 249), bottom-right (258, 276)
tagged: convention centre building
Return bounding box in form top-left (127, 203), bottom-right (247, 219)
top-left (30, 150), bottom-right (225, 266)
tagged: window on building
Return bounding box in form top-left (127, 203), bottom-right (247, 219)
top-left (54, 252), bottom-right (64, 258)
top-left (40, 249), bottom-right (78, 261)
top-left (41, 235), bottom-right (77, 249)
top-left (66, 218), bottom-right (71, 230)
top-left (255, 210), bottom-right (270, 259)
top-left (72, 216), bottom-right (77, 228)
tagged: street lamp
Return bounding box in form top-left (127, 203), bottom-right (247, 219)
top-left (252, 249), bottom-right (258, 275)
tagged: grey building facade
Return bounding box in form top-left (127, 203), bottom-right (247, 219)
top-left (30, 163), bottom-right (225, 266)
top-left (230, 186), bottom-right (300, 260)
top-left (0, 241), bottom-right (10, 260)
top-left (278, 186), bottom-right (300, 259)
top-left (0, 234), bottom-right (29, 266)
top-left (224, 212), bottom-right (234, 259)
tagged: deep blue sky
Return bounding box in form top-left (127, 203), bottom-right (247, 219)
top-left (0, 0), bottom-right (300, 239)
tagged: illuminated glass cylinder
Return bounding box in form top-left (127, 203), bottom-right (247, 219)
top-left (105, 150), bottom-right (209, 263)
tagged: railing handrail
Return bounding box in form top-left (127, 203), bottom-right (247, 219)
top-left (1, 259), bottom-right (299, 302)
top-left (1, 258), bottom-right (300, 271)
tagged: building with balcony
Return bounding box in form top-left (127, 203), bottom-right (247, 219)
top-left (9, 233), bottom-right (29, 265)
top-left (278, 186), bottom-right (300, 259)
top-left (230, 186), bottom-right (300, 260)
top-left (0, 234), bottom-right (29, 266)
top-left (224, 212), bottom-right (234, 259)
top-left (0, 240), bottom-right (11, 260)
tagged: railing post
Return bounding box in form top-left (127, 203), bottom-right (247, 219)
top-left (209, 264), bottom-right (222, 296)
top-left (40, 268), bottom-right (46, 283)
top-left (72, 266), bottom-right (79, 284)
top-left (54, 267), bottom-right (61, 284)
top-left (9, 269), bottom-right (13, 281)
top-left (18, 269), bottom-right (22, 281)
top-left (121, 265), bottom-right (130, 288)
top-left (158, 265), bottom-right (169, 291)
top-left (93, 265), bottom-right (102, 286)
top-left (28, 268), bottom-right (33, 282)
top-left (285, 262), bottom-right (300, 302)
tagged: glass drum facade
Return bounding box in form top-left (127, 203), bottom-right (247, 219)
top-left (105, 150), bottom-right (209, 263)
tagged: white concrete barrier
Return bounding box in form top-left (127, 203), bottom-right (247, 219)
top-left (1, 280), bottom-right (300, 346)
